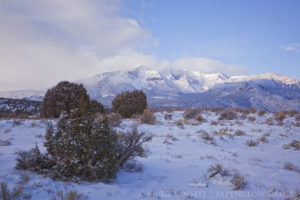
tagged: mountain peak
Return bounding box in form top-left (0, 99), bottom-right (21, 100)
top-left (260, 72), bottom-right (299, 85)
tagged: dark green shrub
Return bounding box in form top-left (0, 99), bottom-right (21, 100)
top-left (89, 100), bottom-right (105, 114)
top-left (16, 110), bottom-right (151, 183)
top-left (44, 111), bottom-right (119, 182)
top-left (15, 144), bottom-right (53, 173)
top-left (41, 81), bottom-right (104, 118)
top-left (112, 90), bottom-right (147, 118)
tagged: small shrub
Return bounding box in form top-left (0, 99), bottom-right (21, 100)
top-left (211, 121), bottom-right (218, 126)
top-left (201, 132), bottom-right (212, 141)
top-left (116, 126), bottom-right (152, 168)
top-left (284, 162), bottom-right (300, 173)
top-left (30, 122), bottom-right (37, 128)
top-left (0, 182), bottom-right (24, 200)
top-left (286, 110), bottom-right (298, 117)
top-left (163, 134), bottom-right (177, 145)
top-left (50, 190), bottom-right (85, 200)
top-left (247, 116), bottom-right (256, 122)
top-left (140, 109), bottom-right (156, 124)
top-left (293, 122), bottom-right (300, 127)
top-left (107, 112), bottom-right (122, 127)
top-left (15, 144), bottom-right (53, 174)
top-left (283, 140), bottom-right (300, 150)
top-left (257, 133), bottom-right (270, 143)
top-left (219, 110), bottom-right (237, 120)
top-left (183, 109), bottom-right (201, 120)
top-left (258, 110), bottom-right (266, 116)
top-left (246, 140), bottom-right (258, 147)
top-left (112, 90), bottom-right (147, 118)
top-left (213, 127), bottom-right (233, 137)
top-left (231, 173), bottom-right (246, 190)
top-left (234, 130), bottom-right (246, 136)
top-left (195, 114), bottom-right (206, 123)
top-left (164, 113), bottom-right (172, 120)
top-left (273, 112), bottom-right (286, 122)
top-left (207, 164), bottom-right (229, 179)
top-left (265, 118), bottom-right (274, 126)
top-left (123, 161), bottom-right (143, 173)
top-left (209, 107), bottom-right (225, 114)
top-left (174, 120), bottom-right (187, 129)
top-left (12, 120), bottom-right (22, 127)
top-left (234, 121), bottom-right (243, 126)
top-left (18, 174), bottom-right (29, 186)
top-left (0, 139), bottom-right (11, 146)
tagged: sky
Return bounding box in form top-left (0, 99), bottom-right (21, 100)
top-left (0, 0), bottom-right (299, 91)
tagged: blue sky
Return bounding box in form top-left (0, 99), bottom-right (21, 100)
top-left (124, 0), bottom-right (300, 79)
top-left (0, 0), bottom-right (299, 91)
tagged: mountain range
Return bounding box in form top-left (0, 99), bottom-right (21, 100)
top-left (1, 66), bottom-right (300, 112)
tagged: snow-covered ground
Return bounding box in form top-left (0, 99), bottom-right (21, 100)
top-left (0, 111), bottom-right (299, 199)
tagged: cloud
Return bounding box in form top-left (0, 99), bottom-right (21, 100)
top-left (0, 0), bottom-right (245, 91)
top-left (280, 44), bottom-right (300, 53)
top-left (159, 57), bottom-right (245, 76)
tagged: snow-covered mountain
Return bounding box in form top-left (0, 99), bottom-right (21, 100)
top-left (0, 89), bottom-right (45, 101)
top-left (1, 66), bottom-right (300, 112)
top-left (79, 66), bottom-right (300, 112)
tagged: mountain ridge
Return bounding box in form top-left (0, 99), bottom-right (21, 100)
top-left (0, 67), bottom-right (299, 112)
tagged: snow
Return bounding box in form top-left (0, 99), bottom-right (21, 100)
top-left (0, 111), bottom-right (299, 199)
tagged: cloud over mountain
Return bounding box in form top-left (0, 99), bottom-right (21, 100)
top-left (0, 0), bottom-right (244, 91)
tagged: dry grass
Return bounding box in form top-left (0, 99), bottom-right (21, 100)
top-left (207, 163), bottom-right (229, 179)
top-left (246, 140), bottom-right (258, 147)
top-left (258, 110), bottom-right (266, 116)
top-left (164, 113), bottom-right (172, 120)
top-left (123, 161), bottom-right (143, 172)
top-left (12, 120), bottom-right (22, 127)
top-left (107, 112), bottom-right (122, 127)
top-left (210, 121), bottom-right (218, 126)
top-left (50, 190), bottom-right (85, 200)
top-left (195, 114), bottom-right (207, 123)
top-left (247, 116), bottom-right (256, 122)
top-left (218, 110), bottom-right (238, 120)
top-left (163, 134), bottom-right (177, 145)
top-left (257, 133), bottom-right (270, 143)
top-left (0, 182), bottom-right (24, 200)
top-left (199, 131), bottom-right (216, 145)
top-left (183, 109), bottom-right (201, 119)
top-left (283, 140), bottom-right (300, 150)
top-left (234, 121), bottom-right (244, 126)
top-left (0, 139), bottom-right (11, 146)
top-left (234, 130), bottom-right (246, 136)
top-left (141, 109), bottom-right (156, 125)
top-left (264, 118), bottom-right (274, 126)
top-left (18, 174), bottom-right (30, 185)
top-left (213, 127), bottom-right (234, 137)
top-left (174, 120), bottom-right (188, 128)
top-left (284, 162), bottom-right (300, 173)
top-left (273, 112), bottom-right (286, 122)
top-left (231, 173), bottom-right (246, 190)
